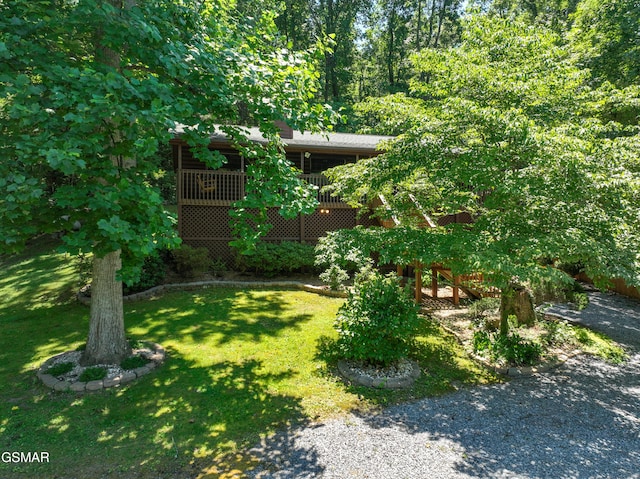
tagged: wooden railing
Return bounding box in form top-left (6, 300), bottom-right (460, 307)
top-left (179, 169), bottom-right (347, 207)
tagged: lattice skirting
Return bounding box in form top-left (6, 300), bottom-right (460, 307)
top-left (180, 205), bottom-right (375, 263)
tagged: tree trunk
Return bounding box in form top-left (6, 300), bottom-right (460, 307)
top-left (81, 250), bottom-right (131, 365)
top-left (500, 283), bottom-right (536, 335)
top-left (80, 0), bottom-right (134, 366)
top-left (433, 0), bottom-right (447, 48)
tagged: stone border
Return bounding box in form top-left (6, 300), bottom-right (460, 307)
top-left (337, 359), bottom-right (421, 389)
top-left (77, 280), bottom-right (347, 306)
top-left (37, 343), bottom-right (166, 392)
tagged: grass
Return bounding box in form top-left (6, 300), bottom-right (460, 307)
top-left (0, 236), bottom-right (496, 478)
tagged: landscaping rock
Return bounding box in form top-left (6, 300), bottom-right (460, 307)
top-left (53, 381), bottom-right (70, 392)
top-left (86, 380), bottom-right (104, 391)
top-left (103, 377), bottom-right (121, 388)
top-left (70, 382), bottom-right (86, 392)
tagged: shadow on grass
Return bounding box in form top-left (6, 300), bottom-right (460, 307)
top-left (314, 316), bottom-right (500, 409)
top-left (0, 347), bottom-right (322, 478)
top-left (128, 288), bottom-right (315, 348)
top-left (0, 240), bottom-right (326, 478)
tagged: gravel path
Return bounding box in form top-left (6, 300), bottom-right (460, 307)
top-left (248, 291), bottom-right (640, 479)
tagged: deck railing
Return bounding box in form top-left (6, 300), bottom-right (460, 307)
top-left (179, 169), bottom-right (347, 207)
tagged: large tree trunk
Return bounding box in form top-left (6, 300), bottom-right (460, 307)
top-left (81, 250), bottom-right (131, 365)
top-left (79, 0), bottom-right (133, 366)
top-left (499, 283), bottom-right (536, 335)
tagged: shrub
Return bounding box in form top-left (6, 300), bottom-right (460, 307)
top-left (123, 253), bottom-right (166, 295)
top-left (473, 330), bottom-right (542, 366)
top-left (492, 333), bottom-right (542, 366)
top-left (468, 297), bottom-right (501, 319)
top-left (209, 258), bottom-right (227, 277)
top-left (315, 232), bottom-right (371, 273)
top-left (120, 355), bottom-right (150, 370)
top-left (46, 362), bottom-right (74, 377)
top-left (235, 241), bottom-right (317, 277)
top-left (79, 366), bottom-right (107, 382)
top-left (319, 263), bottom-right (350, 291)
top-left (172, 244), bottom-right (210, 278)
top-left (315, 232), bottom-right (372, 286)
top-left (334, 268), bottom-right (421, 366)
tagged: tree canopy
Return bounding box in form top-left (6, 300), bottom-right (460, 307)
top-left (323, 15), bottom-right (640, 291)
top-left (0, 0), bottom-right (331, 364)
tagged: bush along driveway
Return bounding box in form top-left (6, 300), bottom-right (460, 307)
top-left (248, 291), bottom-right (640, 479)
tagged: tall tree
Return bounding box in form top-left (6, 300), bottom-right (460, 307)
top-left (484, 0), bottom-right (580, 28)
top-left (358, 0), bottom-right (462, 97)
top-left (0, 0), bottom-right (330, 365)
top-left (311, 0), bottom-right (368, 102)
top-left (570, 0), bottom-right (640, 87)
top-left (323, 14), bottom-right (640, 323)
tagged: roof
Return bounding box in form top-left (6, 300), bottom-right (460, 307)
top-left (173, 124), bottom-right (393, 154)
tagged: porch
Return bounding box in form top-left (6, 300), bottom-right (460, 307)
top-left (178, 169), bottom-right (350, 208)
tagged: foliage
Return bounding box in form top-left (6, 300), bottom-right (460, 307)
top-left (78, 366), bottom-right (108, 382)
top-left (570, 0), bottom-right (640, 87)
top-left (315, 231), bottom-right (372, 279)
top-left (235, 241), bottom-right (317, 277)
top-left (46, 362), bottom-right (74, 377)
top-left (319, 263), bottom-right (350, 291)
top-left (468, 297), bottom-right (501, 320)
top-left (209, 257), bottom-right (227, 278)
top-left (541, 318), bottom-right (575, 346)
top-left (172, 245), bottom-right (210, 279)
top-left (123, 253), bottom-right (166, 295)
top-left (120, 355), bottom-right (151, 370)
top-left (334, 268), bottom-right (421, 366)
top-left (323, 15), bottom-right (640, 309)
top-left (0, 243), bottom-right (495, 477)
top-left (473, 330), bottom-right (543, 366)
top-left (530, 276), bottom-right (589, 310)
top-left (0, 0), bottom-right (333, 364)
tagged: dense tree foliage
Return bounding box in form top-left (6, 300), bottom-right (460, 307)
top-left (0, 0), bottom-right (331, 364)
top-left (569, 0), bottom-right (640, 87)
top-left (322, 16), bottom-right (640, 321)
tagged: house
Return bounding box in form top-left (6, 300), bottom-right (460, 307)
top-left (170, 125), bottom-right (392, 263)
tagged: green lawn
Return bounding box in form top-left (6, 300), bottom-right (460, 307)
top-left (0, 237), bottom-right (496, 478)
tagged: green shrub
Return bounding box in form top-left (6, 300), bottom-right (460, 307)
top-left (315, 232), bottom-right (371, 273)
top-left (319, 263), bottom-right (350, 291)
top-left (79, 366), bottom-right (107, 382)
top-left (492, 333), bottom-right (542, 366)
top-left (235, 241), bottom-right (317, 277)
top-left (541, 319), bottom-right (575, 346)
top-left (473, 330), bottom-right (543, 366)
top-left (172, 244), bottom-right (210, 278)
top-left (209, 258), bottom-right (227, 277)
top-left (468, 297), bottom-right (501, 319)
top-left (334, 268), bottom-right (421, 367)
top-left (120, 355), bottom-right (150, 370)
top-left (123, 253), bottom-right (166, 295)
top-left (46, 362), bottom-right (74, 377)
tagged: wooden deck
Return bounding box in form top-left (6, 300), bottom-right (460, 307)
top-left (178, 169), bottom-right (350, 208)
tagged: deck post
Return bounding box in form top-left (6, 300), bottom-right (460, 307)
top-left (431, 266), bottom-right (438, 298)
top-left (453, 275), bottom-right (460, 306)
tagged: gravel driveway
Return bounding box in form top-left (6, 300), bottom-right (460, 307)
top-left (248, 291), bottom-right (640, 479)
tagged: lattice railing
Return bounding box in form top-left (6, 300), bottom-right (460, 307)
top-left (179, 169), bottom-right (348, 207)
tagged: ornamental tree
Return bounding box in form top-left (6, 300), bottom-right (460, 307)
top-left (0, 0), bottom-right (331, 365)
top-left (323, 15), bottom-right (640, 326)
